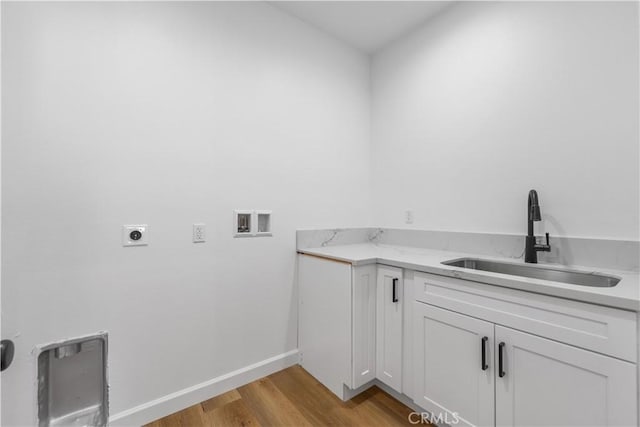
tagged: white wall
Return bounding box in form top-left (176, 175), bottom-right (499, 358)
top-left (371, 1), bottom-right (639, 240)
top-left (3, 1), bottom-right (639, 425)
top-left (1, 2), bottom-right (371, 425)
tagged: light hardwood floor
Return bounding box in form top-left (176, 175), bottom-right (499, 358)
top-left (144, 365), bottom-right (423, 427)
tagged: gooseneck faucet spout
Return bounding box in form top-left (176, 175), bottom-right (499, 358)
top-left (525, 190), bottom-right (551, 263)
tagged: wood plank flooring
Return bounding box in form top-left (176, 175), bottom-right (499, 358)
top-left (145, 365), bottom-right (422, 427)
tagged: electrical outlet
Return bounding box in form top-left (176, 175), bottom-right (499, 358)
top-left (123, 225), bottom-right (149, 246)
top-left (405, 210), bottom-right (414, 224)
top-left (193, 223), bottom-right (206, 243)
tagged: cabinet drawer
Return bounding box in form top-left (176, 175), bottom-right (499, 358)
top-left (414, 272), bottom-right (637, 362)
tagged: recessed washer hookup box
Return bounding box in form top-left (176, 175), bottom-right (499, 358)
top-left (36, 332), bottom-right (108, 427)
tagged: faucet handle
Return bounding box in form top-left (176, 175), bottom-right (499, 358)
top-left (542, 232), bottom-right (551, 251)
top-left (535, 232), bottom-right (551, 251)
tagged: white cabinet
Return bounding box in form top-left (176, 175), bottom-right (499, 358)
top-left (298, 254), bottom-right (351, 399)
top-left (298, 254), bottom-right (377, 399)
top-left (376, 265), bottom-right (403, 392)
top-left (495, 325), bottom-right (637, 427)
top-left (413, 273), bottom-right (638, 427)
top-left (300, 255), bottom-right (638, 426)
top-left (352, 264), bottom-right (377, 389)
top-left (298, 256), bottom-right (409, 399)
top-left (413, 272), bottom-right (637, 363)
top-left (415, 302), bottom-right (638, 427)
top-left (414, 303), bottom-right (495, 427)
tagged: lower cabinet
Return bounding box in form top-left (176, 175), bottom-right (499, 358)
top-left (415, 301), bottom-right (638, 427)
top-left (414, 303), bottom-right (495, 427)
top-left (298, 254), bottom-right (378, 398)
top-left (376, 266), bottom-right (404, 392)
top-left (300, 256), bottom-right (638, 426)
top-left (495, 325), bottom-right (637, 427)
top-left (298, 254), bottom-right (352, 399)
top-left (352, 263), bottom-right (377, 389)
top-left (298, 255), bottom-right (406, 399)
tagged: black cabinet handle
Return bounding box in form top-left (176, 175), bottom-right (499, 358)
top-left (392, 278), bottom-right (398, 303)
top-left (498, 342), bottom-right (506, 377)
top-left (481, 337), bottom-right (488, 371)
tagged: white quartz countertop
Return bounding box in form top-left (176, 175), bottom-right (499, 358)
top-left (298, 243), bottom-right (640, 311)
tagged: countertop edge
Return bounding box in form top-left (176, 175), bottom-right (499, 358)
top-left (297, 247), bottom-right (640, 312)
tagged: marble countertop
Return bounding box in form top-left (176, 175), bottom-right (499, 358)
top-left (298, 243), bottom-right (640, 311)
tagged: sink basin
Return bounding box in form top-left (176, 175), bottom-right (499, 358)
top-left (442, 258), bottom-right (620, 287)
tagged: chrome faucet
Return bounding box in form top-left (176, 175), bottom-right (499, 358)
top-left (525, 189), bottom-right (550, 263)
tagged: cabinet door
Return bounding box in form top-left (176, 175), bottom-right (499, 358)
top-left (352, 264), bottom-right (377, 389)
top-left (414, 303), bottom-right (495, 427)
top-left (376, 265), bottom-right (403, 392)
top-left (495, 325), bottom-right (637, 427)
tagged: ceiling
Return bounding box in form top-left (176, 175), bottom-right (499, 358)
top-left (269, 1), bottom-right (453, 53)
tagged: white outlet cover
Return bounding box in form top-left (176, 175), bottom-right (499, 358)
top-left (193, 223), bottom-right (206, 243)
top-left (405, 210), bottom-right (414, 224)
top-left (122, 225), bottom-right (149, 246)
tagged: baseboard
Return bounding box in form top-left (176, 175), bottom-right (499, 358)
top-left (109, 349), bottom-right (299, 427)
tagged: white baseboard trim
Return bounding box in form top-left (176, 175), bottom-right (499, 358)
top-left (109, 349), bottom-right (299, 427)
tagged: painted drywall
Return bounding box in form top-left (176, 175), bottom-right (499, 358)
top-left (1, 2), bottom-right (371, 425)
top-left (371, 1), bottom-right (639, 240)
top-left (270, 1), bottom-right (451, 52)
top-left (3, 1), bottom-right (639, 424)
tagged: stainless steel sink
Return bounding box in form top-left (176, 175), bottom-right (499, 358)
top-left (442, 258), bottom-right (620, 287)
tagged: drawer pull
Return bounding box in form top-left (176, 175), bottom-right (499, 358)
top-left (392, 278), bottom-right (399, 303)
top-left (498, 342), bottom-right (506, 377)
top-left (481, 336), bottom-right (488, 371)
